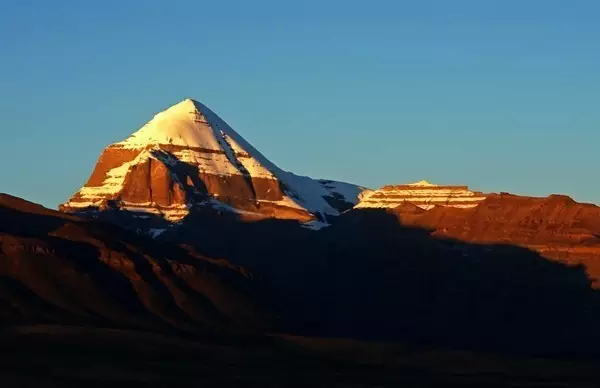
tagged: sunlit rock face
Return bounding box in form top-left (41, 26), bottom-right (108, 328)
top-left (61, 99), bottom-right (369, 224)
top-left (355, 180), bottom-right (486, 210)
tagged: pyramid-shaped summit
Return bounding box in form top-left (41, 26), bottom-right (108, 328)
top-left (116, 98), bottom-right (226, 149)
top-left (113, 98), bottom-right (280, 181)
top-left (62, 98), bottom-right (367, 223)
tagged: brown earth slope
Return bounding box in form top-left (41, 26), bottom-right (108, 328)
top-left (0, 193), bottom-right (270, 333)
top-left (389, 193), bottom-right (600, 285)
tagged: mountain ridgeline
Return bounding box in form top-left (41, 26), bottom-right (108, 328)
top-left (4, 98), bottom-right (600, 359)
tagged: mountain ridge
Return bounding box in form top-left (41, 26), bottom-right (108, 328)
top-left (7, 97), bottom-right (600, 359)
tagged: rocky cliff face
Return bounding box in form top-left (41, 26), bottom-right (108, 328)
top-left (61, 99), bottom-right (367, 224)
top-left (355, 180), bottom-right (486, 210)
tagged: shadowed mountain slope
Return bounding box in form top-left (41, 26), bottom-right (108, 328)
top-left (0, 194), bottom-right (271, 333)
top-left (130, 196), bottom-right (600, 357)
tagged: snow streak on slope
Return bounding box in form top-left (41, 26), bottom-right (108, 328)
top-left (190, 100), bottom-right (351, 217)
top-left (318, 179), bottom-right (372, 204)
top-left (67, 149), bottom-right (158, 208)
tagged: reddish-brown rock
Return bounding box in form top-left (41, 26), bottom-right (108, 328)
top-left (387, 192), bottom-right (600, 285)
top-left (61, 99), bottom-right (367, 223)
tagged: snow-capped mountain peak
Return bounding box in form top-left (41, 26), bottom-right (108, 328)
top-left (115, 99), bottom-right (219, 149)
top-left (62, 98), bottom-right (369, 224)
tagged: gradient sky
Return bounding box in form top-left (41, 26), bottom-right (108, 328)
top-left (1, 0), bottom-right (598, 208)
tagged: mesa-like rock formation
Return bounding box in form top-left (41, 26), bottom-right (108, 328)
top-left (355, 180), bottom-right (486, 210)
top-left (61, 99), bottom-right (367, 223)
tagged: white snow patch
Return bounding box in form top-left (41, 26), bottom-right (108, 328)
top-left (202, 198), bottom-right (263, 216)
top-left (76, 150), bottom-right (154, 201)
top-left (120, 203), bottom-right (189, 222)
top-left (302, 220), bottom-right (330, 231)
top-left (63, 201), bottom-right (102, 209)
top-left (172, 149), bottom-right (275, 179)
top-left (191, 100), bottom-right (344, 216)
top-left (407, 180), bottom-right (437, 187)
top-left (149, 228), bottom-right (166, 238)
top-left (318, 179), bottom-right (371, 204)
top-left (116, 100), bottom-right (224, 150)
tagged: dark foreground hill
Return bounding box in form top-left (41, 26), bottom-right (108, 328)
top-left (0, 194), bottom-right (270, 333)
top-left (5, 192), bottom-right (600, 386)
top-left (146, 196), bottom-right (600, 358)
top-left (6, 192), bottom-right (600, 359)
top-left (1, 325), bottom-right (599, 387)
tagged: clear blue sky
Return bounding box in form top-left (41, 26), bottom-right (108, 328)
top-left (1, 0), bottom-right (598, 208)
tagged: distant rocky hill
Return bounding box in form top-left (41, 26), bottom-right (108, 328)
top-left (389, 192), bottom-right (600, 285)
top-left (355, 180), bottom-right (486, 210)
